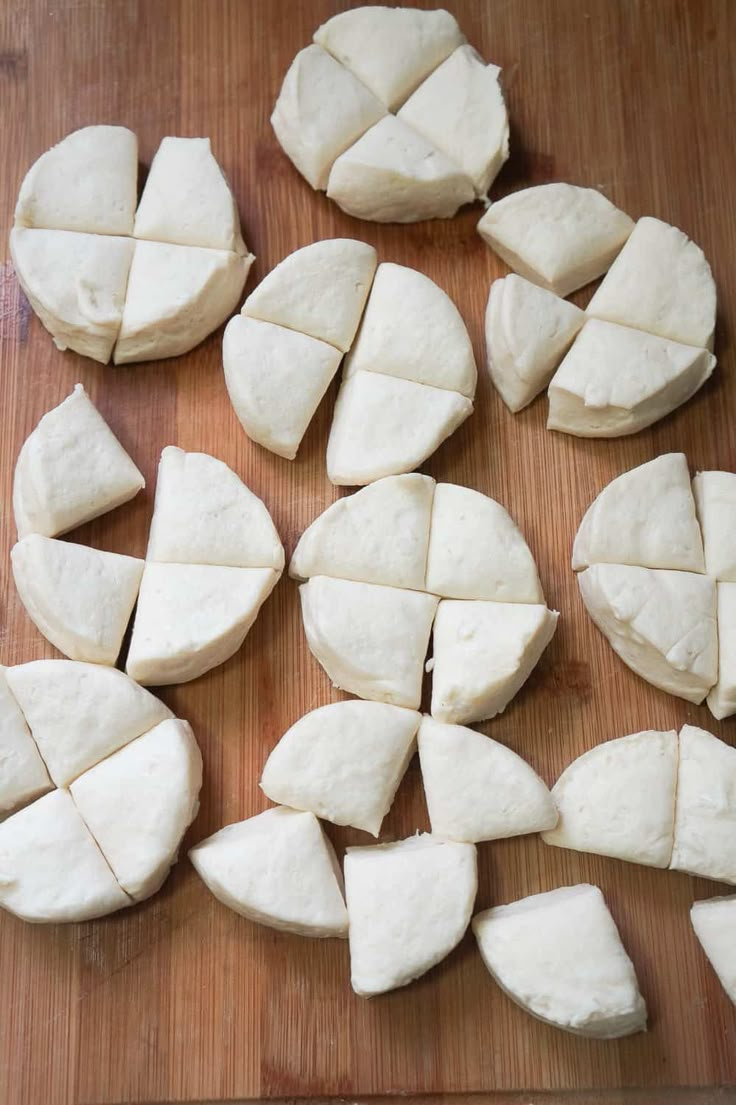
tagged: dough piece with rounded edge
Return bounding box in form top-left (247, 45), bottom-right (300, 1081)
top-left (327, 115), bottom-right (475, 224)
top-left (189, 806), bottom-right (348, 938)
top-left (14, 125), bottom-right (138, 236)
top-left (418, 717), bottom-right (557, 843)
top-left (327, 371), bottom-right (472, 487)
top-left (314, 6), bottom-right (465, 111)
top-left (114, 240), bottom-right (251, 365)
top-left (13, 383), bottom-right (145, 540)
top-left (670, 725), bottom-right (736, 884)
top-left (473, 884), bottom-right (646, 1039)
top-left (426, 483), bottom-right (543, 602)
top-left (299, 576), bottom-right (438, 709)
top-left (344, 262), bottom-right (476, 397)
top-left (573, 453), bottom-right (705, 573)
top-left (134, 136), bottom-right (246, 254)
top-left (11, 535), bottom-right (143, 666)
top-left (398, 45), bottom-right (509, 197)
top-left (708, 584), bottom-right (736, 720)
top-left (578, 565), bottom-right (717, 705)
top-left (431, 600), bottom-right (559, 724)
top-left (6, 660), bottom-right (172, 787)
top-left (0, 666), bottom-right (51, 818)
top-left (126, 563), bottom-right (279, 686)
top-left (477, 184), bottom-right (634, 297)
top-left (542, 729), bottom-right (678, 868)
top-left (261, 701), bottom-right (420, 836)
top-left (344, 834), bottom-right (477, 996)
top-left (547, 319), bottom-right (715, 438)
top-left (485, 274), bottom-right (585, 412)
top-left (10, 228), bottom-right (134, 364)
top-left (290, 473), bottom-right (435, 591)
top-left (691, 896), bottom-right (736, 1005)
top-left (0, 789), bottom-right (130, 923)
top-left (271, 45), bottom-right (386, 191)
top-left (243, 239), bottom-right (377, 353)
top-left (146, 447), bottom-right (284, 570)
top-left (587, 217), bottom-right (716, 351)
top-left (692, 471), bottom-right (736, 581)
top-left (70, 719), bottom-right (202, 901)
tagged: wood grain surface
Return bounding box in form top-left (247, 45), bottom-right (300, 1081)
top-left (1, 1), bottom-right (735, 1103)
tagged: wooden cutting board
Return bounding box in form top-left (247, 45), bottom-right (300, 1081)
top-left (1, 1), bottom-right (735, 1102)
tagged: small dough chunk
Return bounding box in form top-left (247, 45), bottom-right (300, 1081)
top-left (708, 583), bottom-right (736, 720)
top-left (126, 563), bottom-right (279, 686)
top-left (70, 719), bottom-right (202, 901)
top-left (671, 724), bottom-right (736, 884)
top-left (693, 471), bottom-right (736, 581)
top-left (299, 576), bottom-right (438, 709)
top-left (418, 716), bottom-right (557, 843)
top-left (14, 125), bottom-right (138, 236)
top-left (431, 600), bottom-right (559, 724)
top-left (13, 383), bottom-right (144, 540)
top-left (0, 666), bottom-right (51, 817)
top-left (587, 216), bottom-right (716, 350)
top-left (691, 896), bottom-right (736, 1005)
top-left (578, 565), bottom-right (717, 704)
top-left (485, 274), bottom-right (584, 412)
top-left (473, 884), bottom-right (647, 1038)
top-left (344, 834), bottom-right (477, 996)
top-left (542, 729), bottom-right (678, 868)
top-left (189, 806), bottom-right (348, 938)
top-left (261, 700), bottom-right (420, 835)
top-left (477, 183), bottom-right (634, 297)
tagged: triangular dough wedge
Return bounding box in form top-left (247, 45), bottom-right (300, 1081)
top-left (133, 136), bottom-right (246, 254)
top-left (189, 806), bottom-right (348, 938)
top-left (243, 239), bottom-right (377, 352)
top-left (6, 660), bottom-right (172, 787)
top-left (327, 115), bottom-right (475, 224)
top-left (314, 6), bottom-right (465, 110)
top-left (708, 583), bottom-right (736, 720)
top-left (577, 565), bottom-right (717, 704)
top-left (343, 262), bottom-right (476, 397)
top-left (126, 563), bottom-right (279, 686)
top-left (426, 483), bottom-right (543, 602)
top-left (542, 729), bottom-right (678, 868)
top-left (114, 240), bottom-right (251, 364)
top-left (70, 719), bottom-right (202, 900)
top-left (691, 896), bottom-right (736, 1005)
top-left (290, 474), bottom-right (434, 591)
top-left (587, 217), bottom-right (716, 350)
top-left (431, 600), bottom-right (559, 724)
top-left (0, 789), bottom-right (130, 923)
top-left (327, 371), bottom-right (472, 487)
top-left (477, 183), bottom-right (634, 297)
top-left (14, 125), bottom-right (138, 235)
top-left (146, 447), bottom-right (284, 570)
top-left (11, 535), bottom-right (143, 665)
top-left (0, 666), bottom-right (51, 817)
top-left (573, 453), bottom-right (705, 573)
top-left (473, 885), bottom-right (647, 1038)
top-left (671, 725), bottom-right (736, 884)
top-left (299, 576), bottom-right (438, 709)
top-left (261, 701), bottom-right (420, 835)
top-left (418, 717), bottom-right (557, 842)
top-left (485, 275), bottom-right (584, 412)
top-left (13, 383), bottom-right (144, 539)
top-left (344, 834), bottom-right (477, 996)
top-left (693, 471), bottom-right (736, 582)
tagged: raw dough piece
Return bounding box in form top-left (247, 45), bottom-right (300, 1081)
top-left (299, 576), bottom-right (438, 708)
top-left (0, 666), bottom-right (51, 817)
top-left (344, 834), bottom-right (477, 996)
top-left (189, 806), bottom-right (348, 938)
top-left (418, 717), bottom-right (557, 842)
top-left (670, 725), bottom-right (736, 885)
top-left (260, 701), bottom-right (420, 835)
top-left (691, 896), bottom-right (736, 1005)
top-left (708, 584), bottom-right (736, 720)
top-left (693, 471), bottom-right (736, 581)
top-left (477, 183), bottom-right (634, 297)
top-left (473, 884), bottom-right (646, 1038)
top-left (11, 535), bottom-right (143, 665)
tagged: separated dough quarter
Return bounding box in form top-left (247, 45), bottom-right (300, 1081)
top-left (691, 896), bottom-right (736, 1005)
top-left (0, 666), bottom-right (51, 818)
top-left (692, 471), bottom-right (736, 581)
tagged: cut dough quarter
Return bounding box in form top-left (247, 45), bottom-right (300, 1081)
top-left (692, 471), bottom-right (736, 581)
top-left (670, 725), bottom-right (736, 885)
top-left (691, 896), bottom-right (736, 1005)
top-left (708, 584), bottom-right (736, 720)
top-left (0, 666), bottom-right (51, 818)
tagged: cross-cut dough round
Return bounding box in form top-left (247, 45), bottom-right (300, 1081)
top-left (11, 535), bottom-right (143, 666)
top-left (691, 896), bottom-right (736, 1005)
top-left (418, 717), bottom-right (557, 843)
top-left (477, 184), bottom-right (634, 297)
top-left (693, 471), bottom-right (736, 581)
top-left (708, 583), bottom-right (736, 720)
top-left (260, 701), bottom-right (420, 835)
top-left (189, 806), bottom-right (348, 938)
top-left (13, 384), bottom-right (145, 540)
top-left (542, 729), bottom-right (678, 868)
top-left (671, 725), bottom-right (736, 885)
top-left (344, 834), bottom-right (477, 996)
top-left (473, 884), bottom-right (647, 1038)
top-left (0, 666), bottom-right (51, 817)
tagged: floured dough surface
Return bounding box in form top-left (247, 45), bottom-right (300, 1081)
top-left (670, 725), bottom-right (736, 885)
top-left (0, 666), bottom-right (51, 818)
top-left (691, 896), bottom-right (736, 1005)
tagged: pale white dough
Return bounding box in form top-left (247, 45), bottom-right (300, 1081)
top-left (0, 666), bottom-right (51, 818)
top-left (707, 584), bottom-right (736, 720)
top-left (693, 471), bottom-right (736, 581)
top-left (691, 896), bottom-right (736, 1005)
top-left (670, 725), bottom-right (736, 885)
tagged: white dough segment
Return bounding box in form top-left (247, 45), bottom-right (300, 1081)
top-left (0, 666), bottom-right (51, 818)
top-left (670, 725), bottom-right (736, 885)
top-left (691, 896), bottom-right (736, 1005)
top-left (708, 583), bottom-right (736, 720)
top-left (693, 471), bottom-right (736, 581)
